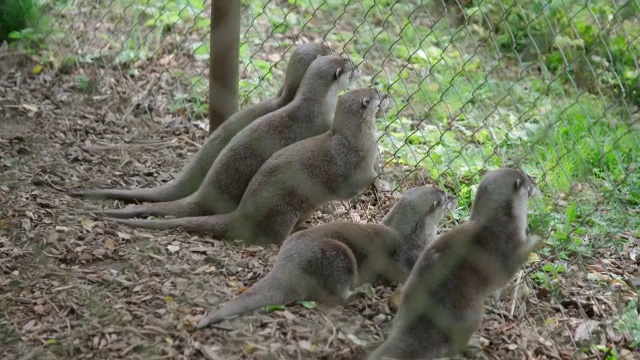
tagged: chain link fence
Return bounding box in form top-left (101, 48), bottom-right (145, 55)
top-left (8, 0), bottom-right (639, 358)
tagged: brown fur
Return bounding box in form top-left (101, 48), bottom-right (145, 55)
top-left (111, 88), bottom-right (389, 245)
top-left (196, 186), bottom-right (456, 328)
top-left (94, 54), bottom-right (354, 218)
top-left (368, 168), bottom-right (540, 360)
top-left (68, 43), bottom-right (331, 203)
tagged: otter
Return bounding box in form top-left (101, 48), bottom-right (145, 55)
top-left (368, 168), bottom-right (540, 360)
top-left (110, 88), bottom-right (389, 247)
top-left (69, 43), bottom-right (332, 203)
top-left (94, 54), bottom-right (354, 219)
top-left (196, 186), bottom-right (457, 328)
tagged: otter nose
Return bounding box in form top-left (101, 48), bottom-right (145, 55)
top-left (444, 191), bottom-right (458, 211)
top-left (376, 91), bottom-right (393, 111)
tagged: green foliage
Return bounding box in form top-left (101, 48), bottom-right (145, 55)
top-left (0, 0), bottom-right (40, 43)
top-left (167, 71), bottom-right (208, 117)
top-left (614, 299), bottom-right (640, 348)
top-left (531, 262), bottom-right (563, 292)
top-left (296, 300), bottom-right (317, 309)
top-left (84, 0), bottom-right (211, 67)
top-left (591, 344), bottom-right (621, 360)
top-left (135, 0), bottom-right (208, 32)
top-left (467, 0), bottom-right (640, 106)
top-left (264, 304), bottom-right (286, 312)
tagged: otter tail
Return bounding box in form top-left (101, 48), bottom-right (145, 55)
top-left (197, 273), bottom-right (298, 328)
top-left (111, 213), bottom-right (235, 237)
top-left (68, 128), bottom-right (236, 203)
top-left (94, 196), bottom-right (205, 219)
top-left (67, 180), bottom-right (195, 203)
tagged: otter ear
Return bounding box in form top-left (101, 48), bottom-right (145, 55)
top-left (334, 68), bottom-right (343, 80)
top-left (430, 200), bottom-right (440, 212)
top-left (515, 178), bottom-right (522, 190)
top-left (362, 97), bottom-right (371, 109)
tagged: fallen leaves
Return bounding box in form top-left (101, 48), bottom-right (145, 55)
top-left (81, 219), bottom-right (97, 231)
top-left (573, 319), bottom-right (600, 342)
top-left (104, 237), bottom-right (116, 250)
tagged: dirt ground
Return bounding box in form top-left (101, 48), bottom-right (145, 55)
top-left (1, 44), bottom-right (639, 360)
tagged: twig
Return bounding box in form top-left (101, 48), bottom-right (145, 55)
top-left (18, 347), bottom-right (44, 360)
top-left (321, 314), bottom-right (337, 349)
top-left (79, 142), bottom-right (180, 153)
top-left (179, 135), bottom-right (203, 148)
top-left (510, 270), bottom-right (523, 317)
top-left (120, 75), bottom-right (160, 122)
top-left (194, 342), bottom-right (224, 360)
top-left (43, 294), bottom-right (61, 315)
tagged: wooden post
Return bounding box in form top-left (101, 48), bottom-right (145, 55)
top-left (208, 0), bottom-right (240, 133)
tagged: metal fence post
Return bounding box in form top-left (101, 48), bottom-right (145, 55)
top-left (208, 0), bottom-right (240, 133)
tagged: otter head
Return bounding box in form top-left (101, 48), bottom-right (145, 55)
top-left (401, 185), bottom-right (454, 228)
top-left (383, 186), bottom-right (454, 244)
top-left (469, 168), bottom-right (540, 226)
top-left (297, 54), bottom-right (354, 96)
top-left (281, 43), bottom-right (332, 98)
top-left (333, 88), bottom-right (391, 129)
top-left (384, 186), bottom-right (455, 271)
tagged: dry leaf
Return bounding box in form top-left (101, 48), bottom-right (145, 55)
top-left (283, 310), bottom-right (297, 321)
top-left (298, 340), bottom-right (314, 351)
top-left (104, 237), bottom-right (116, 250)
top-left (346, 333), bottom-right (366, 346)
top-left (528, 252), bottom-right (540, 263)
top-left (33, 303), bottom-right (49, 315)
top-left (586, 272), bottom-right (608, 282)
top-left (623, 277), bottom-right (640, 289)
top-left (21, 103), bottom-right (39, 113)
top-left (21, 218), bottom-right (31, 231)
top-left (22, 320), bottom-right (36, 332)
top-left (193, 265), bottom-right (217, 274)
top-left (573, 320), bottom-right (600, 342)
top-left (389, 287), bottom-right (402, 312)
top-left (117, 232), bottom-right (132, 240)
top-left (81, 219), bottom-right (96, 231)
top-left (167, 245), bottom-right (180, 253)
top-left (586, 264), bottom-right (605, 272)
top-left (159, 54), bottom-right (174, 66)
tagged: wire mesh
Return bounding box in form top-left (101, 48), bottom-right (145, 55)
top-left (9, 0), bottom-right (639, 358)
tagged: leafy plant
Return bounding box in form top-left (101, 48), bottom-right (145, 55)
top-left (614, 299), bottom-right (640, 348)
top-left (0, 0), bottom-right (40, 43)
top-left (135, 0), bottom-right (208, 32)
top-left (466, 0), bottom-right (640, 105)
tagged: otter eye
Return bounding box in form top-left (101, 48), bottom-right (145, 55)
top-left (334, 68), bottom-right (343, 80)
top-left (362, 97), bottom-right (371, 108)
